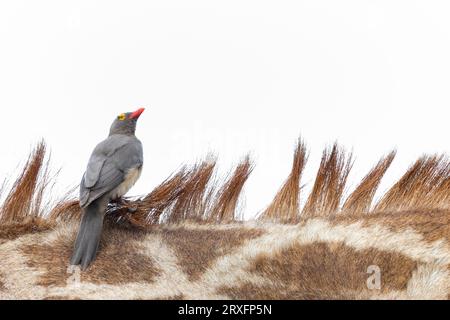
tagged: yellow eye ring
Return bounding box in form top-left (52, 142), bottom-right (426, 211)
top-left (118, 113), bottom-right (126, 121)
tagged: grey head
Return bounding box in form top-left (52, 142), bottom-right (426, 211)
top-left (109, 108), bottom-right (145, 136)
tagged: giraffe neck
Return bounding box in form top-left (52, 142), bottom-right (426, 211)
top-left (2, 140), bottom-right (450, 299)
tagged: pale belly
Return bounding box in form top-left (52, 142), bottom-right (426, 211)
top-left (110, 166), bottom-right (142, 200)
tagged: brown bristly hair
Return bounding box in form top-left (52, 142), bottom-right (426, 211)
top-left (48, 197), bottom-right (80, 222)
top-left (107, 156), bottom-right (252, 226)
top-left (3, 139), bottom-right (450, 228)
top-left (260, 139), bottom-right (307, 222)
top-left (0, 141), bottom-right (50, 223)
top-left (301, 143), bottom-right (353, 219)
top-left (373, 155), bottom-right (450, 212)
top-left (104, 167), bottom-right (193, 226)
top-left (341, 151), bottom-right (396, 215)
top-left (167, 158), bottom-right (217, 223)
top-left (209, 156), bottom-right (253, 222)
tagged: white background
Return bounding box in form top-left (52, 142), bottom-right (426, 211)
top-left (1, 1), bottom-right (450, 218)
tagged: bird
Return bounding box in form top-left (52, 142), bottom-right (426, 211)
top-left (70, 107), bottom-right (145, 270)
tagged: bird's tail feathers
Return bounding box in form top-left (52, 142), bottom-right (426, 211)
top-left (70, 197), bottom-right (107, 270)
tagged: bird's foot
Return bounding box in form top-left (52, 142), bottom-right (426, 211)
top-left (110, 198), bottom-right (128, 207)
top-left (110, 198), bottom-right (139, 213)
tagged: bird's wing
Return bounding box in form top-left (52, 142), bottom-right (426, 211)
top-left (80, 136), bottom-right (143, 208)
top-left (83, 153), bottom-right (106, 188)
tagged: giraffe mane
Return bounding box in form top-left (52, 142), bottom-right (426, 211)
top-left (2, 139), bottom-right (450, 227)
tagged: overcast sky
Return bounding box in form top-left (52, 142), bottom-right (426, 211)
top-left (1, 1), bottom-right (450, 218)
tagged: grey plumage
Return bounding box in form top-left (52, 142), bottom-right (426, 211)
top-left (71, 108), bottom-right (145, 270)
top-left (79, 135), bottom-right (143, 207)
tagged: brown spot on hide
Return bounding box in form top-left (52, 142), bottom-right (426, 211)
top-left (20, 223), bottom-right (159, 287)
top-left (161, 227), bottom-right (264, 280)
top-left (219, 242), bottom-right (417, 299)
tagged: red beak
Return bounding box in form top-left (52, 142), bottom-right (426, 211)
top-left (129, 107), bottom-right (145, 119)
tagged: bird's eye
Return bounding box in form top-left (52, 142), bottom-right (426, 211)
top-left (118, 113), bottom-right (126, 121)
